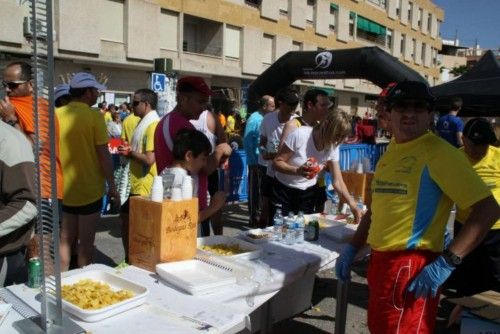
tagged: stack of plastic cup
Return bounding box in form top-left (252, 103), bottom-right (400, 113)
top-left (151, 176), bottom-right (164, 202)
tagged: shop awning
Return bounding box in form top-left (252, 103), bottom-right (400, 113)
top-left (330, 3), bottom-right (338, 11)
top-left (313, 86), bottom-right (335, 95)
top-left (357, 16), bottom-right (386, 35)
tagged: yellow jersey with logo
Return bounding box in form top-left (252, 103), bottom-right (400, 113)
top-left (456, 145), bottom-right (500, 229)
top-left (368, 132), bottom-right (491, 252)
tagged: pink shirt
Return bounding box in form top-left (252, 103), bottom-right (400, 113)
top-left (154, 110), bottom-right (208, 209)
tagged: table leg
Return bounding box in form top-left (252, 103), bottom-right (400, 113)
top-left (335, 280), bottom-right (349, 334)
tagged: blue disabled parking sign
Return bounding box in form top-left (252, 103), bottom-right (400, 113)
top-left (151, 73), bottom-right (167, 92)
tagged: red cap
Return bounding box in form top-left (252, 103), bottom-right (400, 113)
top-left (379, 82), bottom-right (397, 97)
top-left (177, 76), bottom-right (214, 96)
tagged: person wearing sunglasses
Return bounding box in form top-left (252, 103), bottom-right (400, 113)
top-left (1, 61), bottom-right (65, 262)
top-left (335, 81), bottom-right (500, 333)
top-left (56, 72), bottom-right (119, 271)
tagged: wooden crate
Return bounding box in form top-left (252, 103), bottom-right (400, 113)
top-left (340, 171), bottom-right (374, 206)
top-left (129, 196), bottom-right (198, 272)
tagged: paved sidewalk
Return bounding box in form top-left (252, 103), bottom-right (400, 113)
top-left (94, 202), bottom-right (458, 333)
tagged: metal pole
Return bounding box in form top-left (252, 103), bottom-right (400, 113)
top-left (335, 280), bottom-right (349, 334)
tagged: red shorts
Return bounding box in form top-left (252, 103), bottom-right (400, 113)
top-left (367, 249), bottom-right (440, 334)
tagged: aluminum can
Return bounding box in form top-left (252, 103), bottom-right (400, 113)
top-left (28, 257), bottom-right (42, 288)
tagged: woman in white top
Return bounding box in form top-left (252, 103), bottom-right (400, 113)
top-left (273, 110), bottom-right (363, 222)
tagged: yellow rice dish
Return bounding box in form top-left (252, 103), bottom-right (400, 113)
top-left (62, 279), bottom-right (134, 310)
top-left (200, 243), bottom-right (246, 256)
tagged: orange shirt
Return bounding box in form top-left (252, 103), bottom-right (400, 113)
top-left (218, 113), bottom-right (226, 129)
top-left (10, 96), bottom-right (64, 199)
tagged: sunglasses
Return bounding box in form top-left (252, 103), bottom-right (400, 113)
top-left (392, 100), bottom-right (431, 112)
top-left (132, 100), bottom-right (143, 107)
top-left (2, 80), bottom-right (28, 90)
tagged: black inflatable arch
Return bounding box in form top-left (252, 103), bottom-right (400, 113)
top-left (247, 46), bottom-right (426, 111)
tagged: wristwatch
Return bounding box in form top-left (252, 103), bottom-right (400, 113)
top-left (442, 248), bottom-right (462, 267)
top-left (5, 119), bottom-right (19, 127)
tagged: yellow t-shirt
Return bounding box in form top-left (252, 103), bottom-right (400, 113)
top-left (56, 102), bottom-right (109, 206)
top-left (121, 114), bottom-right (140, 143)
top-left (368, 132), bottom-right (491, 252)
top-left (130, 121), bottom-right (159, 196)
top-left (104, 111), bottom-right (112, 124)
top-left (456, 145), bottom-right (500, 229)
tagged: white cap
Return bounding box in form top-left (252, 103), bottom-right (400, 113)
top-left (54, 84), bottom-right (70, 101)
top-left (69, 72), bottom-right (106, 91)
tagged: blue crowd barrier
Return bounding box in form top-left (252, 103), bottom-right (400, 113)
top-left (226, 150), bottom-right (248, 202)
top-left (339, 143), bottom-right (388, 171)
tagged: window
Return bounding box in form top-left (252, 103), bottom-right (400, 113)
top-left (224, 25), bottom-right (240, 59)
top-left (292, 41), bottom-right (302, 51)
top-left (262, 34), bottom-right (274, 65)
top-left (418, 8), bottom-right (423, 28)
top-left (349, 12), bottom-right (356, 37)
top-left (306, 0), bottom-right (315, 24)
top-left (407, 2), bottom-right (412, 23)
top-left (330, 4), bottom-right (338, 30)
top-left (366, 0), bottom-right (386, 9)
top-left (427, 13), bottom-right (432, 32)
top-left (400, 33), bottom-right (406, 55)
top-left (160, 9), bottom-right (178, 50)
top-left (421, 42), bottom-right (426, 63)
top-left (411, 38), bottom-right (416, 61)
top-left (386, 29), bottom-right (393, 50)
top-left (279, 0), bottom-right (289, 14)
top-left (396, 0), bottom-right (401, 17)
top-left (245, 0), bottom-right (261, 6)
top-left (99, 0), bottom-right (124, 43)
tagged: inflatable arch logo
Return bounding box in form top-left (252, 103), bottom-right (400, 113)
top-left (315, 51), bottom-right (333, 69)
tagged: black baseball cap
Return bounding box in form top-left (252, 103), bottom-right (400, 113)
top-left (387, 81), bottom-right (436, 104)
top-left (463, 117), bottom-right (497, 145)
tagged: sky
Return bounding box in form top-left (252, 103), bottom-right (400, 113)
top-left (433, 0), bottom-right (500, 49)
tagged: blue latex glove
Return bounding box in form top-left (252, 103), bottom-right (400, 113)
top-left (407, 255), bottom-right (455, 298)
top-left (335, 244), bottom-right (359, 281)
top-left (444, 230), bottom-right (453, 248)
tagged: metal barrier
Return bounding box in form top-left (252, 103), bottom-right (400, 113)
top-left (339, 142), bottom-right (389, 171)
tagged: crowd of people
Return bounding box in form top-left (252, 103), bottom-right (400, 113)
top-left (0, 59), bottom-right (498, 332)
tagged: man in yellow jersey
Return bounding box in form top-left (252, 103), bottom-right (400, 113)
top-left (118, 89), bottom-right (159, 260)
top-left (446, 117), bottom-right (500, 296)
top-left (336, 81), bottom-right (500, 333)
top-left (57, 72), bottom-right (120, 271)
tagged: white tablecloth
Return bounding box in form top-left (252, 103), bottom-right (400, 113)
top-left (1, 235), bottom-right (348, 334)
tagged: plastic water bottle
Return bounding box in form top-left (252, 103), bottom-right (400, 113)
top-left (356, 195), bottom-right (364, 211)
top-left (273, 208), bottom-right (284, 241)
top-left (331, 192), bottom-right (340, 215)
top-left (295, 211), bottom-right (305, 243)
top-left (283, 212), bottom-right (296, 245)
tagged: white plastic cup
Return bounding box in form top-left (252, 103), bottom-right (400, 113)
top-left (150, 176), bottom-right (163, 202)
top-left (182, 176), bottom-right (193, 199)
top-left (171, 187), bottom-right (183, 201)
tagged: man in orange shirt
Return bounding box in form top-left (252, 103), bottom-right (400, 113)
top-left (0, 61), bottom-right (64, 258)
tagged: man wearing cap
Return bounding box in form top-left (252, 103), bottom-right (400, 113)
top-left (154, 76), bottom-right (231, 228)
top-left (436, 96), bottom-right (464, 148)
top-left (259, 86), bottom-right (299, 224)
top-left (54, 84), bottom-right (71, 108)
top-left (0, 61), bottom-right (64, 259)
top-left (446, 117), bottom-right (500, 298)
top-left (57, 72), bottom-right (120, 271)
top-left (335, 81), bottom-right (500, 333)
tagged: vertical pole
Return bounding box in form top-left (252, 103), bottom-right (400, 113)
top-left (335, 280), bottom-right (349, 334)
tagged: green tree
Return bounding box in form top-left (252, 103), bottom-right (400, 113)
top-left (450, 65), bottom-right (468, 76)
